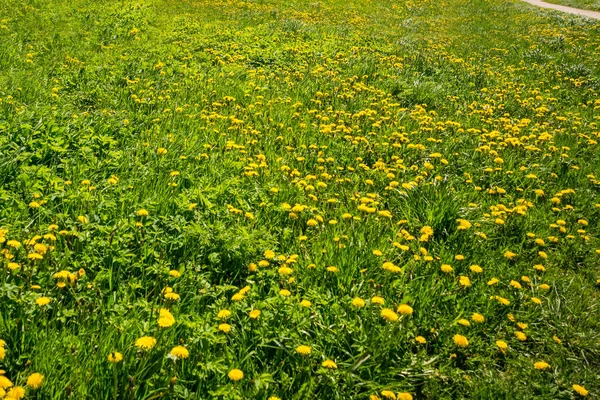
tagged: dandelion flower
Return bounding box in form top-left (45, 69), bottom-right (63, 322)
top-left (26, 373), bottom-right (44, 389)
top-left (228, 369), bottom-right (244, 381)
top-left (472, 313), bottom-right (485, 323)
top-left (382, 262), bottom-right (402, 273)
top-left (296, 345), bottom-right (312, 355)
top-left (169, 346), bottom-right (189, 359)
top-left (217, 309), bottom-right (231, 319)
top-left (496, 340), bottom-right (508, 353)
top-left (457, 219), bottom-right (472, 230)
top-left (300, 299), bottom-right (312, 307)
top-left (0, 375), bottom-right (12, 389)
top-left (397, 304), bottom-right (413, 315)
top-left (381, 308), bottom-right (399, 322)
top-left (459, 276), bottom-right (471, 287)
top-left (515, 331), bottom-right (527, 341)
top-left (553, 335), bottom-right (562, 344)
top-left (135, 336), bottom-right (157, 350)
top-left (371, 296), bottom-right (385, 305)
top-left (415, 336), bottom-right (427, 344)
top-left (534, 361), bottom-right (550, 370)
top-left (453, 334), bottom-right (469, 348)
top-left (469, 265), bottom-right (483, 273)
top-left (278, 266), bottom-right (293, 275)
top-left (441, 264), bottom-right (453, 273)
top-left (321, 359), bottom-right (337, 369)
top-left (398, 394), bottom-right (413, 400)
top-left (5, 387), bottom-right (25, 400)
top-left (352, 297), bottom-right (365, 308)
top-left (572, 384), bottom-right (589, 397)
top-left (231, 292), bottom-right (245, 301)
top-left (381, 391), bottom-right (396, 399)
top-left (157, 308), bottom-right (175, 328)
top-left (218, 323), bottom-right (232, 333)
top-left (249, 310), bottom-right (261, 319)
top-left (108, 352), bottom-right (123, 363)
top-left (264, 250), bottom-right (275, 259)
top-left (35, 297), bottom-right (51, 306)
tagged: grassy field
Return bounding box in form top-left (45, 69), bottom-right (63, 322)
top-left (1, 0), bottom-right (600, 398)
top-left (544, 0), bottom-right (600, 11)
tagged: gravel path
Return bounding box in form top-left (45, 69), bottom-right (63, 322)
top-left (521, 0), bottom-right (600, 19)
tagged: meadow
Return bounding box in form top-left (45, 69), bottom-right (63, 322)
top-left (0, 0), bottom-right (600, 398)
top-left (544, 0), bottom-right (600, 12)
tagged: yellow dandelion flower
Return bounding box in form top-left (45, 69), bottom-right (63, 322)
top-left (228, 369), bottom-right (243, 381)
top-left (296, 345), bottom-right (312, 355)
top-left (249, 310), bottom-right (261, 319)
top-left (321, 359), bottom-right (337, 369)
top-left (534, 361), bottom-right (550, 370)
top-left (572, 384), bottom-right (589, 397)
top-left (381, 390), bottom-right (396, 399)
top-left (515, 331), bottom-right (527, 341)
top-left (231, 292), bottom-right (245, 301)
top-left (26, 373), bottom-right (43, 390)
top-left (351, 297), bottom-right (366, 308)
top-left (108, 352), bottom-right (123, 363)
top-left (496, 340), bottom-right (508, 353)
top-left (397, 304), bottom-right (413, 316)
top-left (35, 297), bottom-right (51, 306)
top-left (459, 276), bottom-right (471, 287)
top-left (135, 336), bottom-right (157, 350)
top-left (5, 387), bottom-right (25, 400)
top-left (471, 313), bottom-right (485, 323)
top-left (157, 308), bottom-right (175, 328)
top-left (169, 346), bottom-right (189, 359)
top-left (453, 334), bottom-right (469, 348)
top-left (469, 265), bottom-right (483, 273)
top-left (441, 264), bottom-right (453, 273)
top-left (381, 308), bottom-right (399, 322)
top-left (0, 375), bottom-right (12, 389)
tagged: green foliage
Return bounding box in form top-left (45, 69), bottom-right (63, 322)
top-left (0, 0), bottom-right (599, 398)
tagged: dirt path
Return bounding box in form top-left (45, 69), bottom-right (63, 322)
top-left (521, 0), bottom-right (600, 19)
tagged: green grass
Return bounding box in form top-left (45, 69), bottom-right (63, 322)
top-left (0, 0), bottom-right (600, 398)
top-left (544, 0), bottom-right (600, 11)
